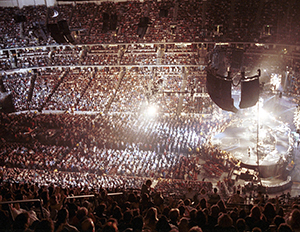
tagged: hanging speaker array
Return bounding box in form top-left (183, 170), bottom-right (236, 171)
top-left (47, 20), bottom-right (75, 44)
top-left (206, 68), bottom-right (261, 112)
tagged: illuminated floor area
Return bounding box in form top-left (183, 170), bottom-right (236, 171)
top-left (212, 96), bottom-right (292, 167)
top-left (206, 94), bottom-right (300, 196)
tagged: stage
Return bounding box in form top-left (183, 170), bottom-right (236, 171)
top-left (211, 95), bottom-right (294, 178)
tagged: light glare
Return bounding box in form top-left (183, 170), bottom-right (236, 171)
top-left (146, 105), bottom-right (157, 117)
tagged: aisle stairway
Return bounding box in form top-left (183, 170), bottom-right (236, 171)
top-left (104, 68), bottom-right (126, 113)
top-left (176, 67), bottom-right (188, 115)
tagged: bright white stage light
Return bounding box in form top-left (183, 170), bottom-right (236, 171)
top-left (146, 105), bottom-right (157, 117)
top-left (270, 73), bottom-right (282, 90)
top-left (259, 108), bottom-right (270, 123)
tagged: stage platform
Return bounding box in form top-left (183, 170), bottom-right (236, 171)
top-left (211, 97), bottom-right (293, 178)
top-left (205, 94), bottom-right (299, 194)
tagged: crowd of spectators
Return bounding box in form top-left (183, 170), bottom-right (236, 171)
top-left (0, 169), bottom-right (299, 232)
top-left (3, 42), bottom-right (300, 112)
top-left (0, 112), bottom-right (231, 179)
top-left (2, 55), bottom-right (209, 114)
top-left (0, 107), bottom-right (252, 232)
top-left (0, 43), bottom-right (204, 71)
top-left (1, 0), bottom-right (300, 49)
top-left (77, 67), bottom-right (119, 112)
